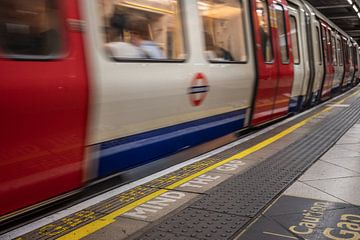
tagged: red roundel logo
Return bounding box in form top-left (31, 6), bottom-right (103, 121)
top-left (188, 73), bottom-right (209, 106)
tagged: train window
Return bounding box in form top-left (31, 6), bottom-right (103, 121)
top-left (274, 4), bottom-right (289, 63)
top-left (349, 44), bottom-right (353, 64)
top-left (100, 0), bottom-right (186, 61)
top-left (316, 26), bottom-right (322, 65)
top-left (198, 0), bottom-right (247, 62)
top-left (0, 0), bottom-right (62, 59)
top-left (337, 38), bottom-right (343, 66)
top-left (289, 16), bottom-right (300, 64)
top-left (332, 35), bottom-right (337, 66)
top-left (327, 29), bottom-right (332, 64)
top-left (321, 26), bottom-right (328, 64)
top-left (256, 0), bottom-right (273, 63)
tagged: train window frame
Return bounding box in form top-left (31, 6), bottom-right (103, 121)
top-left (256, 0), bottom-right (274, 64)
top-left (0, 0), bottom-right (67, 61)
top-left (337, 37), bottom-right (343, 66)
top-left (99, 0), bottom-right (188, 63)
top-left (316, 26), bottom-right (322, 65)
top-left (274, 3), bottom-right (289, 64)
top-left (289, 15), bottom-right (300, 65)
top-left (198, 0), bottom-right (248, 64)
top-left (321, 25), bottom-right (328, 65)
top-left (327, 29), bottom-right (333, 64)
top-left (332, 35), bottom-right (337, 66)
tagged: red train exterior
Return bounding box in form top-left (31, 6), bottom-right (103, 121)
top-left (0, 0), bottom-right (88, 216)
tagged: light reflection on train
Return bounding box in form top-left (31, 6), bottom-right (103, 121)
top-left (0, 0), bottom-right (359, 218)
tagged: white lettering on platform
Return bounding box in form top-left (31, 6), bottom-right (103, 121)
top-left (179, 174), bottom-right (221, 188)
top-left (122, 191), bottom-right (186, 219)
top-left (215, 160), bottom-right (246, 172)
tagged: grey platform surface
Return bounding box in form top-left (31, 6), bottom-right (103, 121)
top-left (133, 96), bottom-right (360, 239)
top-left (5, 92), bottom-right (360, 240)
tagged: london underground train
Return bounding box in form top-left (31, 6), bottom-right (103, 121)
top-left (0, 0), bottom-right (359, 219)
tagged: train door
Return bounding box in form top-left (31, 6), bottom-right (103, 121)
top-left (331, 32), bottom-right (341, 94)
top-left (355, 46), bottom-right (360, 85)
top-left (333, 34), bottom-right (345, 94)
top-left (288, 3), bottom-right (305, 113)
top-left (351, 43), bottom-right (358, 86)
top-left (308, 19), bottom-right (324, 104)
top-left (347, 41), bottom-right (355, 87)
top-left (271, 3), bottom-right (294, 119)
top-left (342, 37), bottom-right (350, 89)
top-left (0, 0), bottom-right (88, 216)
top-left (250, 0), bottom-right (278, 125)
top-left (319, 23), bottom-right (334, 100)
top-left (250, 0), bottom-right (293, 125)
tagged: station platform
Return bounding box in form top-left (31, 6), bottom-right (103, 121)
top-left (2, 87), bottom-right (360, 240)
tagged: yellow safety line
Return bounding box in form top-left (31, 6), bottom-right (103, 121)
top-left (57, 88), bottom-right (360, 240)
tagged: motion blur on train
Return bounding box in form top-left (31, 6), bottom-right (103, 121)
top-left (0, 0), bottom-right (359, 219)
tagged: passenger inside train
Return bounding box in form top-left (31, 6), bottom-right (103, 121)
top-left (101, 0), bottom-right (185, 60)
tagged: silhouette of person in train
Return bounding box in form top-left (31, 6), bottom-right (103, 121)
top-left (106, 13), bottom-right (164, 59)
top-left (129, 28), bottom-right (165, 59)
top-left (204, 32), bottom-right (234, 61)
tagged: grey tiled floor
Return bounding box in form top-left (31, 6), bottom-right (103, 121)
top-left (294, 122), bottom-right (360, 206)
top-left (239, 122), bottom-right (360, 240)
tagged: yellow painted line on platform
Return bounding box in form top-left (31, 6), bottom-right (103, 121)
top-left (58, 88), bottom-right (360, 240)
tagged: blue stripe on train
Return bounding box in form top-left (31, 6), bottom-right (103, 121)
top-left (96, 109), bottom-right (247, 178)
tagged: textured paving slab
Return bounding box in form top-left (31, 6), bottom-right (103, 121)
top-left (134, 208), bottom-right (249, 240)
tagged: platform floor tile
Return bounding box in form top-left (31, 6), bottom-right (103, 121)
top-left (302, 176), bottom-right (360, 206)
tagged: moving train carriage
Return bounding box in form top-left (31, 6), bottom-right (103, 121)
top-left (0, 0), bottom-right (358, 220)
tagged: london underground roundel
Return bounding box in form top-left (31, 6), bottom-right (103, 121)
top-left (188, 73), bottom-right (209, 106)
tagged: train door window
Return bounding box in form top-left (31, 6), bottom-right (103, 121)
top-left (327, 29), bottom-right (332, 64)
top-left (289, 15), bottom-right (300, 64)
top-left (255, 0), bottom-right (273, 63)
top-left (321, 26), bottom-right (328, 64)
top-left (332, 35), bottom-right (337, 65)
top-left (349, 44), bottom-right (353, 64)
top-left (100, 0), bottom-right (186, 61)
top-left (198, 0), bottom-right (247, 62)
top-left (274, 4), bottom-right (289, 63)
top-left (337, 38), bottom-right (343, 66)
top-left (0, 0), bottom-right (62, 59)
top-left (316, 26), bottom-right (322, 65)
top-left (344, 40), bottom-right (349, 65)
